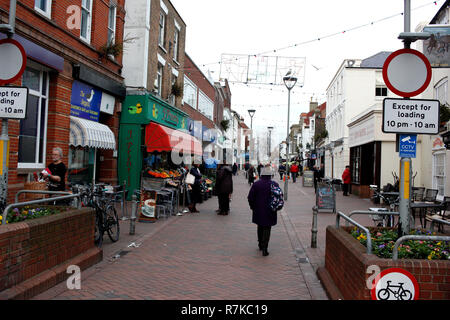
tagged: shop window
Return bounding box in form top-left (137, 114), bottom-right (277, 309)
top-left (80, 0), bottom-right (93, 43)
top-left (433, 152), bottom-right (446, 196)
top-left (350, 147), bottom-right (361, 184)
top-left (34, 0), bottom-right (52, 18)
top-left (107, 4), bottom-right (117, 45)
top-left (68, 147), bottom-right (95, 185)
top-left (18, 67), bottom-right (49, 169)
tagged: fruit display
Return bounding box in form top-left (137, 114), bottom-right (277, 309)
top-left (146, 169), bottom-right (182, 179)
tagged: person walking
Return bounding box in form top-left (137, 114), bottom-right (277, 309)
top-left (188, 163), bottom-right (203, 212)
top-left (215, 164), bottom-right (233, 215)
top-left (313, 165), bottom-right (320, 193)
top-left (248, 165), bottom-right (256, 185)
top-left (244, 162), bottom-right (250, 179)
top-left (342, 165), bottom-right (351, 196)
top-left (247, 165), bottom-right (280, 256)
top-left (278, 163), bottom-right (285, 180)
top-left (257, 163), bottom-right (263, 178)
top-left (290, 162), bottom-right (299, 183)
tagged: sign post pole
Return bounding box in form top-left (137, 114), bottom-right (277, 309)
top-left (0, 120), bottom-right (9, 211)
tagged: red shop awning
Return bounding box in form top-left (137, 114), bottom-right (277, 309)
top-left (145, 122), bottom-right (202, 156)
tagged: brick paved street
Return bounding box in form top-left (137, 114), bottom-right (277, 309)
top-left (34, 171), bottom-right (413, 300)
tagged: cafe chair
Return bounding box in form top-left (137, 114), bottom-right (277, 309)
top-left (412, 187), bottom-right (425, 202)
top-left (425, 196), bottom-right (450, 233)
top-left (424, 189), bottom-right (438, 202)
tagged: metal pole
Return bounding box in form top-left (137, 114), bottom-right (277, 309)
top-left (404, 0), bottom-right (411, 33)
top-left (284, 88), bottom-right (291, 200)
top-left (311, 206), bottom-right (318, 248)
top-left (399, 157), bottom-right (412, 236)
top-left (0, 120), bottom-right (9, 213)
top-left (129, 194), bottom-right (136, 235)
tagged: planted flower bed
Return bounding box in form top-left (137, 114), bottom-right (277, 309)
top-left (350, 228), bottom-right (450, 260)
top-left (2, 205), bottom-right (72, 224)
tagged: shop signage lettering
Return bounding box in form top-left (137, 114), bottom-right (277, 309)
top-left (0, 86), bottom-right (28, 119)
top-left (162, 108), bottom-right (179, 127)
top-left (70, 80), bottom-right (102, 122)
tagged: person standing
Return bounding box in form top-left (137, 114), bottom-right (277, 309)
top-left (342, 165), bottom-right (351, 196)
top-left (216, 164), bottom-right (233, 215)
top-left (257, 163), bottom-right (263, 178)
top-left (188, 163), bottom-right (203, 212)
top-left (313, 166), bottom-right (320, 193)
top-left (244, 162), bottom-right (250, 179)
top-left (290, 162), bottom-right (299, 183)
top-left (247, 165), bottom-right (279, 256)
top-left (43, 147), bottom-right (67, 191)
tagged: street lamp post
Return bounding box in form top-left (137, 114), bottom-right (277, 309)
top-left (283, 74), bottom-right (297, 201)
top-left (248, 109), bottom-right (256, 164)
top-left (267, 126), bottom-right (273, 159)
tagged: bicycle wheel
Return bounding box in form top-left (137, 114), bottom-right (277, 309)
top-left (105, 205), bottom-right (120, 242)
top-left (94, 210), bottom-right (103, 247)
top-left (377, 288), bottom-right (390, 300)
top-left (399, 289), bottom-right (412, 300)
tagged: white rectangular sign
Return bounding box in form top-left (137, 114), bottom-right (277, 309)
top-left (0, 86), bottom-right (28, 119)
top-left (382, 98), bottom-right (440, 134)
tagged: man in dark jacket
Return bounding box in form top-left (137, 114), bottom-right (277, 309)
top-left (216, 164), bottom-right (233, 215)
top-left (247, 165), bottom-right (279, 256)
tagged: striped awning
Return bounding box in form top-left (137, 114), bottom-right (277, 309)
top-left (69, 116), bottom-right (116, 150)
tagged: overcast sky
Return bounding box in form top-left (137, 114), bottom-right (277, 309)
top-left (170, 0), bottom-right (444, 145)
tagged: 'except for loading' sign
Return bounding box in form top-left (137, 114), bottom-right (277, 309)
top-left (399, 134), bottom-right (417, 158)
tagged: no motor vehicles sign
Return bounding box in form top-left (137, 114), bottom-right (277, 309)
top-left (382, 98), bottom-right (440, 135)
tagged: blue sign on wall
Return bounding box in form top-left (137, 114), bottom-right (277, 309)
top-left (70, 80), bottom-right (102, 122)
top-left (399, 134), bottom-right (417, 158)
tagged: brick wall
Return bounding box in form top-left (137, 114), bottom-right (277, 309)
top-left (0, 207), bottom-right (102, 299)
top-left (322, 226), bottom-right (450, 300)
top-left (0, 0), bottom-right (126, 201)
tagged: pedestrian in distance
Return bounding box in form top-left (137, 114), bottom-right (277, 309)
top-left (342, 165), bottom-right (351, 196)
top-left (232, 162), bottom-right (238, 176)
top-left (244, 162), bottom-right (250, 179)
top-left (248, 165), bottom-right (256, 185)
top-left (247, 164), bottom-right (282, 257)
top-left (257, 163), bottom-right (263, 177)
top-left (215, 164), bottom-right (233, 215)
top-left (313, 165), bottom-right (320, 193)
top-left (290, 162), bottom-right (299, 183)
top-left (278, 162), bottom-right (285, 180)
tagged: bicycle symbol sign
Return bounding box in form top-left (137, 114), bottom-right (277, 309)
top-left (371, 268), bottom-right (419, 300)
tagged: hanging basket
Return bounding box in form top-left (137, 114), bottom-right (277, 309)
top-left (23, 181), bottom-right (48, 200)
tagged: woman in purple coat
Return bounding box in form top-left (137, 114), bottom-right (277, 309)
top-left (247, 165), bottom-right (278, 256)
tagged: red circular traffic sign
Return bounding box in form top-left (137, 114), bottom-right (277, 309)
top-left (371, 268), bottom-right (419, 300)
top-left (382, 48), bottom-right (432, 98)
top-left (0, 38), bottom-right (27, 85)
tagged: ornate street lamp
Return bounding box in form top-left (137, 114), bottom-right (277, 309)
top-left (283, 73), bottom-right (297, 200)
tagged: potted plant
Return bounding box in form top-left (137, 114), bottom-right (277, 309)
top-left (171, 82), bottom-right (183, 98)
top-left (221, 119), bottom-right (230, 131)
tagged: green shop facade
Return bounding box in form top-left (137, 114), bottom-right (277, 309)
top-left (118, 93), bottom-right (200, 199)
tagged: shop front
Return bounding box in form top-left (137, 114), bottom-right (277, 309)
top-left (68, 79), bottom-right (118, 185)
top-left (118, 94), bottom-right (202, 199)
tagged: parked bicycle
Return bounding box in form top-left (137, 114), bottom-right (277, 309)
top-left (369, 185), bottom-right (399, 227)
top-left (377, 281), bottom-right (413, 300)
top-left (72, 184), bottom-right (120, 247)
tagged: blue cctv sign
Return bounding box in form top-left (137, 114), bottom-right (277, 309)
top-left (399, 134), bottom-right (417, 158)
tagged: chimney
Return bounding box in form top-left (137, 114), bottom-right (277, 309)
top-left (310, 101), bottom-right (318, 112)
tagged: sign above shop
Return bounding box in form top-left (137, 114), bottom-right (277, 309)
top-left (70, 80), bottom-right (102, 122)
top-left (382, 98), bottom-right (440, 135)
top-left (0, 86), bottom-right (28, 119)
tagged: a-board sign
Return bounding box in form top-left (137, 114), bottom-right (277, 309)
top-left (316, 182), bottom-right (336, 212)
top-left (382, 98), bottom-right (440, 135)
top-left (139, 190), bottom-right (157, 223)
top-left (0, 86), bottom-right (28, 119)
top-left (303, 171), bottom-right (314, 187)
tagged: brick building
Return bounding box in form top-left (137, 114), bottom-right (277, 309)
top-left (0, 0), bottom-right (127, 203)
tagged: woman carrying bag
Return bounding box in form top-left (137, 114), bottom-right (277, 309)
top-left (188, 163), bottom-right (203, 213)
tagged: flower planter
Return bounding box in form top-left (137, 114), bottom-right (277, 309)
top-left (317, 226), bottom-right (450, 300)
top-left (0, 207), bottom-right (102, 300)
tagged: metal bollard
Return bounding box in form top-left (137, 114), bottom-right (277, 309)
top-left (130, 194), bottom-right (137, 235)
top-left (311, 206), bottom-right (318, 248)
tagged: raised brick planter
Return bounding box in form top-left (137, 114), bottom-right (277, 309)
top-left (0, 207), bottom-right (102, 299)
top-left (317, 226), bottom-right (450, 300)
